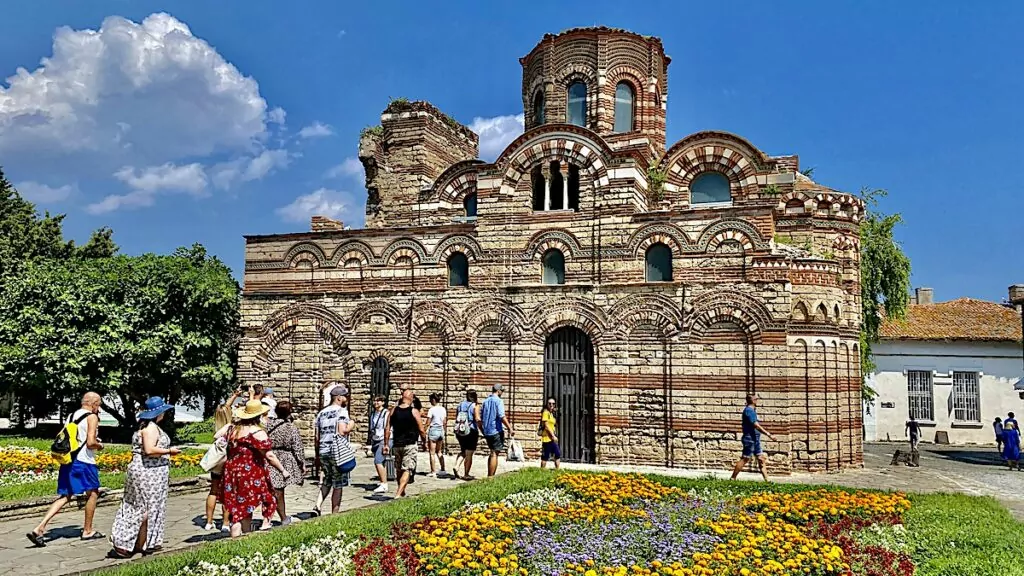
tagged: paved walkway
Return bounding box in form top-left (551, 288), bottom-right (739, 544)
top-left (3, 442), bottom-right (1022, 575)
top-left (0, 452), bottom-right (523, 576)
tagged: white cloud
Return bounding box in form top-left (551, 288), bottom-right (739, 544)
top-left (85, 190), bottom-right (156, 215)
top-left (210, 148), bottom-right (291, 189)
top-left (469, 113), bottom-right (524, 160)
top-left (298, 122), bottom-right (334, 139)
top-left (324, 157), bottom-right (363, 180)
top-left (113, 162), bottom-right (208, 195)
top-left (276, 188), bottom-right (348, 223)
top-left (16, 181), bottom-right (75, 204)
top-left (0, 13), bottom-right (292, 212)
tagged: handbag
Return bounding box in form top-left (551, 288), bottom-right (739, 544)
top-left (332, 435), bottom-right (357, 472)
top-left (200, 437), bottom-right (228, 472)
top-left (384, 454), bottom-right (397, 481)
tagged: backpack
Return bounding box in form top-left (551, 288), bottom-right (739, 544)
top-left (454, 403), bottom-right (472, 437)
top-left (51, 411), bottom-right (91, 465)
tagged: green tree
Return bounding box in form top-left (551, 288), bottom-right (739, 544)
top-left (0, 248), bottom-right (241, 425)
top-left (859, 187), bottom-right (911, 399)
top-left (0, 169), bottom-right (74, 274)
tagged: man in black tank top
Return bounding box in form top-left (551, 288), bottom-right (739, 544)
top-left (383, 387), bottom-right (426, 498)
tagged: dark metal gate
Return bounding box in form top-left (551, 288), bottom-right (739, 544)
top-left (369, 357), bottom-right (391, 438)
top-left (543, 327), bottom-right (595, 463)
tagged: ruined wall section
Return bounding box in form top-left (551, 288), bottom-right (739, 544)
top-left (360, 101), bottom-right (478, 229)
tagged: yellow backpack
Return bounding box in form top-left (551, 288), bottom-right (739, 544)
top-left (51, 412), bottom-right (91, 465)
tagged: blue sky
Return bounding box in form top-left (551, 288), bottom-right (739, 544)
top-left (0, 1), bottom-right (1021, 303)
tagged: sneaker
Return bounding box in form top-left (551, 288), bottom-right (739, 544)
top-left (281, 516), bottom-right (300, 526)
top-left (220, 526), bottom-right (230, 533)
top-left (203, 523), bottom-right (215, 531)
top-left (373, 483), bottom-right (389, 494)
top-left (426, 472), bottom-right (437, 478)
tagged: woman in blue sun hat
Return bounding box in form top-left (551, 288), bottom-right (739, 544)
top-left (109, 397), bottom-right (181, 557)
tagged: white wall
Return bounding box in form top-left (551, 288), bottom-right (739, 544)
top-left (865, 340), bottom-right (1023, 444)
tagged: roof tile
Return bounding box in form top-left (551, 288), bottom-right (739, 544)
top-left (880, 298), bottom-right (1022, 342)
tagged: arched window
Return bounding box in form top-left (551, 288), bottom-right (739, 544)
top-left (549, 161), bottom-right (564, 210)
top-left (447, 252), bottom-right (469, 287)
top-left (531, 166), bottom-right (545, 210)
top-left (567, 165), bottom-right (580, 210)
top-left (645, 243), bottom-right (673, 282)
top-left (785, 198), bottom-right (805, 214)
top-left (690, 172), bottom-right (731, 204)
top-left (533, 90), bottom-right (545, 125)
top-left (463, 193), bottom-right (477, 218)
top-left (567, 82), bottom-right (587, 127)
top-left (541, 249), bottom-right (565, 285)
top-left (614, 82), bottom-right (635, 133)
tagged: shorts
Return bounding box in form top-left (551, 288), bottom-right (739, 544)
top-left (457, 429), bottom-right (479, 452)
top-left (371, 440), bottom-right (386, 465)
top-left (393, 444), bottom-right (418, 473)
top-left (484, 433), bottom-right (505, 452)
top-left (427, 425), bottom-right (444, 442)
top-left (741, 437), bottom-right (762, 458)
top-left (319, 456), bottom-right (346, 489)
top-left (57, 461), bottom-right (100, 496)
top-left (541, 441), bottom-right (561, 462)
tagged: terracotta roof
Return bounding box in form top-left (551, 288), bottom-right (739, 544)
top-left (880, 298), bottom-right (1023, 342)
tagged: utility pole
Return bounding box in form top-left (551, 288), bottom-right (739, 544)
top-left (1010, 285), bottom-right (1024, 396)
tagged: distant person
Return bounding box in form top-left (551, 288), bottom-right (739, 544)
top-left (454, 390), bottom-right (482, 480)
top-left (1007, 412), bottom-right (1019, 432)
top-left (1003, 421), bottom-right (1021, 470)
top-left (995, 417), bottom-right (1005, 456)
top-left (109, 397), bottom-right (180, 557)
top-left (480, 384), bottom-right (513, 477)
top-left (730, 394), bottom-right (775, 482)
top-left (261, 387), bottom-right (278, 419)
top-left (368, 395), bottom-right (390, 494)
top-left (26, 392), bottom-right (105, 547)
top-left (313, 386), bottom-right (351, 515)
top-left (266, 400), bottom-right (305, 527)
top-left (203, 401), bottom-right (234, 531)
top-left (539, 397), bottom-right (561, 469)
top-left (906, 416), bottom-right (922, 453)
top-left (221, 400), bottom-right (288, 538)
top-left (425, 393), bottom-right (447, 477)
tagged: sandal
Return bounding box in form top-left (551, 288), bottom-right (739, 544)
top-left (81, 531), bottom-right (105, 541)
top-left (26, 531), bottom-right (46, 547)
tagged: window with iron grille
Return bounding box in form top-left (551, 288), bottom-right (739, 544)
top-left (907, 370), bottom-right (933, 421)
top-left (952, 371), bottom-right (981, 422)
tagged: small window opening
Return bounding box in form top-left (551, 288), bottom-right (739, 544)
top-left (614, 82), bottom-right (635, 133)
top-left (533, 90), bottom-right (545, 125)
top-left (463, 193), bottom-right (477, 218)
top-left (645, 243), bottom-right (673, 282)
top-left (549, 161), bottom-right (564, 210)
top-left (541, 249), bottom-right (565, 285)
top-left (690, 172), bottom-right (731, 204)
top-left (568, 165), bottom-right (580, 210)
top-left (567, 82), bottom-right (587, 127)
top-left (531, 166), bottom-right (545, 211)
top-left (447, 253), bottom-right (469, 287)
top-left (785, 199), bottom-right (805, 215)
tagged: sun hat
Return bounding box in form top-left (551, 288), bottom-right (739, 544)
top-left (138, 397), bottom-right (174, 420)
top-left (233, 399), bottom-right (270, 421)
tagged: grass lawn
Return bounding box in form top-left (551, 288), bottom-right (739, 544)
top-left (90, 468), bottom-right (1024, 576)
top-left (0, 436), bottom-right (133, 452)
top-left (0, 466), bottom-right (203, 502)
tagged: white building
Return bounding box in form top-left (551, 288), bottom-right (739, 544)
top-left (864, 286), bottom-right (1024, 445)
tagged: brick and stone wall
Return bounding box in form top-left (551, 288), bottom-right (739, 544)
top-left (239, 27), bottom-right (864, 474)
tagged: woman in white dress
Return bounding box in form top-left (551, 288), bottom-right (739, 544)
top-left (109, 397), bottom-right (181, 557)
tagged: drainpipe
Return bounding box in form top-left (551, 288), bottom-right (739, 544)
top-left (1011, 285), bottom-right (1024, 397)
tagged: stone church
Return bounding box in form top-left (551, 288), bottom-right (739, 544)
top-left (240, 27), bottom-right (863, 473)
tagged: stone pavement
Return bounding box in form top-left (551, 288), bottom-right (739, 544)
top-left (4, 441), bottom-right (1023, 575)
top-left (0, 451), bottom-right (524, 576)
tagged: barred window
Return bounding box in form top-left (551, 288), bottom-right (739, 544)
top-left (952, 371), bottom-right (981, 422)
top-left (907, 370), bottom-right (933, 421)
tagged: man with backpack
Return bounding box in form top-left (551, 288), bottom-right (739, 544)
top-left (26, 392), bottom-right (105, 547)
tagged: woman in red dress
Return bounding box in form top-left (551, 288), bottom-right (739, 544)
top-left (222, 400), bottom-right (289, 537)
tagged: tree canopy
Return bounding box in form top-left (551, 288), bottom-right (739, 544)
top-left (0, 169), bottom-right (240, 424)
top-left (859, 187), bottom-right (912, 399)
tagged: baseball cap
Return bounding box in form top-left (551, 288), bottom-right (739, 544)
top-left (330, 386), bottom-right (349, 397)
top-left (492, 384), bottom-right (503, 392)
top-left (263, 387), bottom-right (274, 396)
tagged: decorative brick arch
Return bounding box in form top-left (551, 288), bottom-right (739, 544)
top-left (381, 238), bottom-right (427, 266)
top-left (348, 300), bottom-right (406, 330)
top-left (409, 300), bottom-right (460, 341)
top-left (792, 300), bottom-right (811, 323)
top-left (432, 160), bottom-right (484, 205)
top-left (284, 241), bottom-right (328, 269)
top-left (525, 229), bottom-right (583, 261)
top-left (495, 125), bottom-right (613, 187)
top-left (605, 66), bottom-right (646, 129)
top-left (659, 131), bottom-right (770, 203)
top-left (434, 234), bottom-right (483, 263)
top-left (626, 222), bottom-right (691, 257)
top-left (252, 302), bottom-right (350, 372)
top-left (695, 218), bottom-right (769, 253)
top-left (463, 298), bottom-right (528, 340)
top-left (608, 293), bottom-right (684, 338)
top-left (554, 64), bottom-right (598, 126)
top-left (529, 296), bottom-right (609, 345)
top-left (685, 288), bottom-right (781, 343)
top-left (363, 348), bottom-right (403, 372)
top-left (328, 240), bottom-right (376, 267)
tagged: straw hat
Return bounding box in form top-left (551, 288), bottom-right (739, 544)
top-left (233, 399), bottom-right (270, 421)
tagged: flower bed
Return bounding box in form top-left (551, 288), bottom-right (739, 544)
top-left (351, 472), bottom-right (915, 576)
top-left (177, 532), bottom-right (357, 576)
top-left (0, 445), bottom-right (203, 487)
